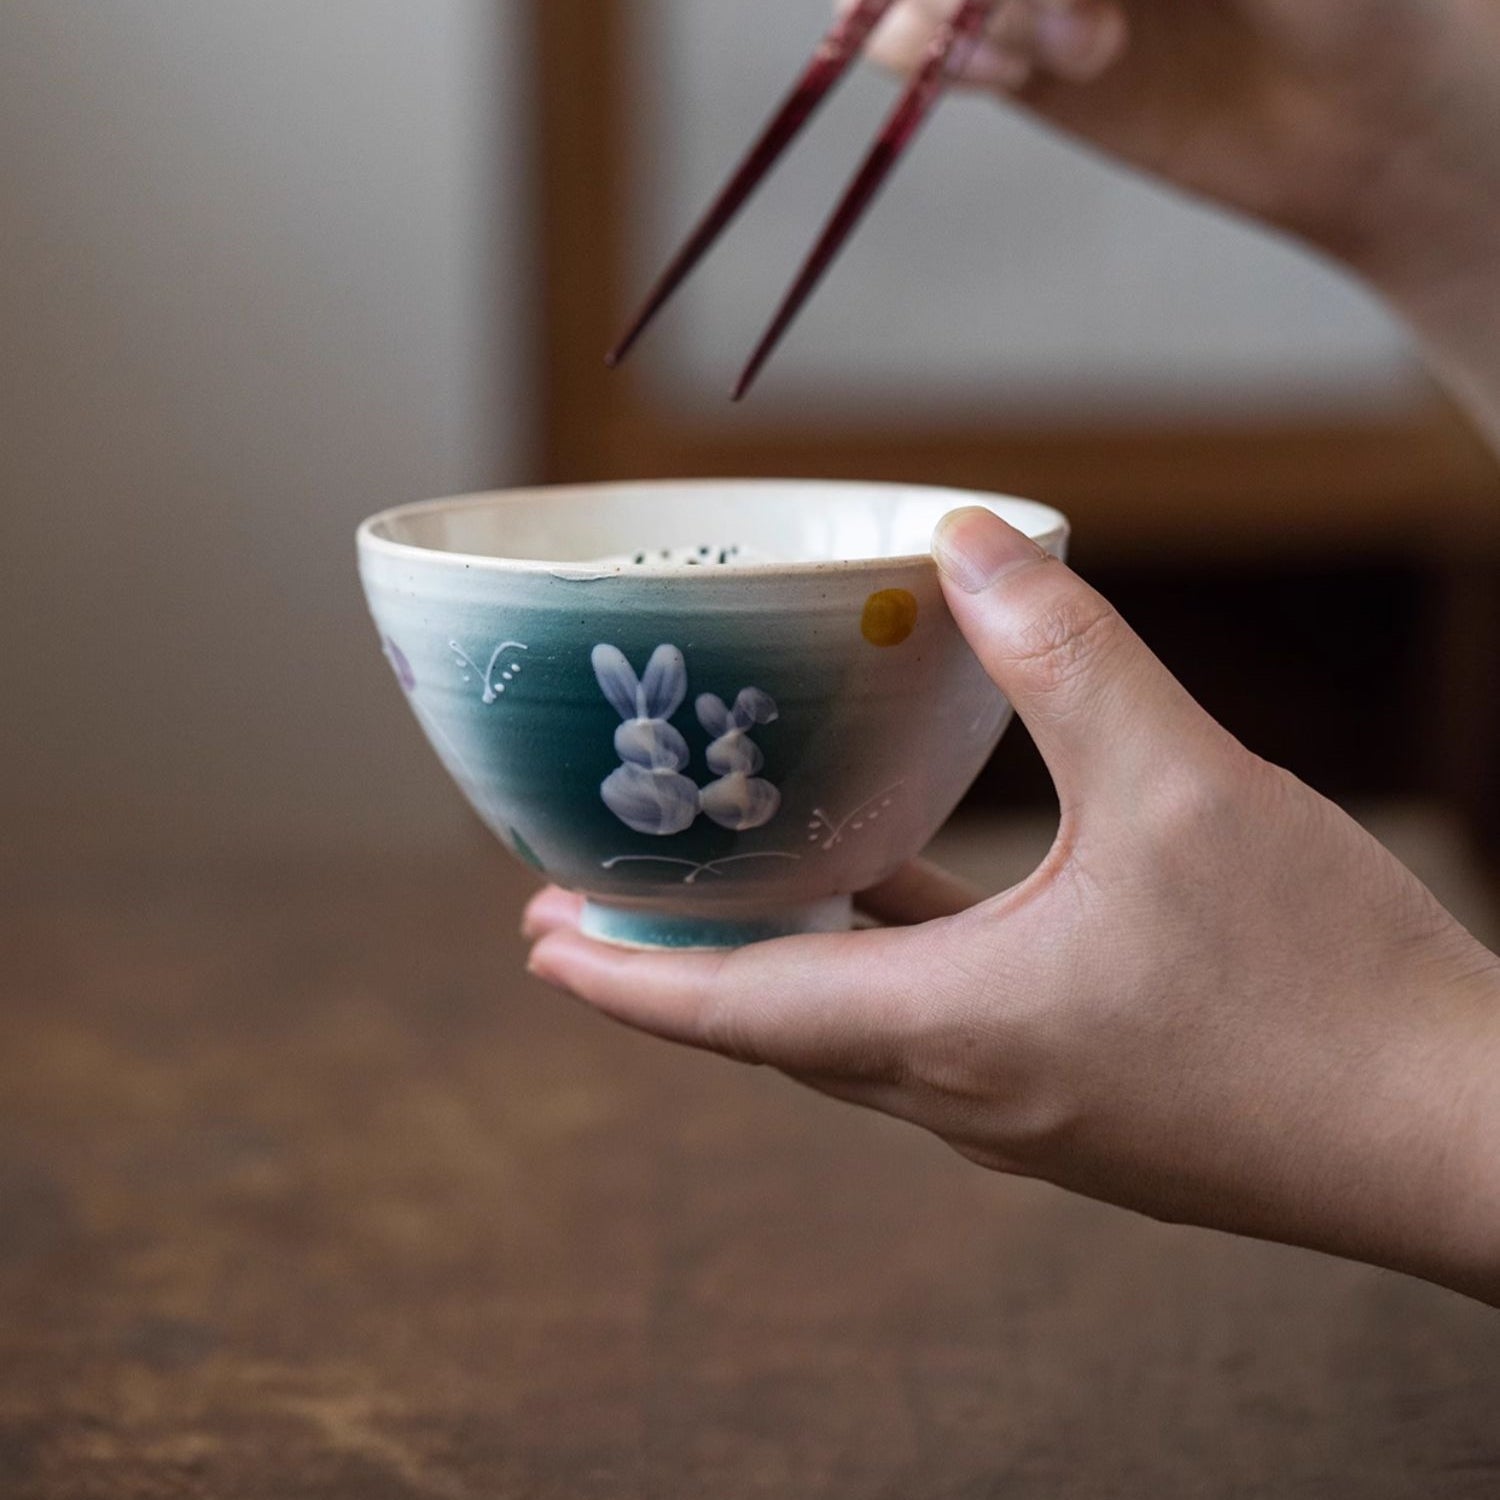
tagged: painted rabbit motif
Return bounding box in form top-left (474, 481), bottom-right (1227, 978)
top-left (695, 688), bottom-right (781, 831)
top-left (592, 644), bottom-right (701, 837)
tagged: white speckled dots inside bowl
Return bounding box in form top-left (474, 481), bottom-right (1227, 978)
top-left (358, 480), bottom-right (1068, 948)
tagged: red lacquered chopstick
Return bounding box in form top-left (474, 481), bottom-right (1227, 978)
top-left (732, 0), bottom-right (994, 400)
top-left (606, 0), bottom-right (902, 369)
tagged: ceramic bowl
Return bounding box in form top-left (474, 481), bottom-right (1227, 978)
top-left (357, 480), bottom-right (1068, 948)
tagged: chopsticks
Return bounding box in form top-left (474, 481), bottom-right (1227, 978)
top-left (607, 0), bottom-right (997, 399)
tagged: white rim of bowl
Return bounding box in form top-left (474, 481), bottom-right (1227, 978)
top-left (356, 478), bottom-right (1070, 581)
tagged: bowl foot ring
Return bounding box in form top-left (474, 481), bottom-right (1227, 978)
top-left (579, 896), bottom-right (854, 950)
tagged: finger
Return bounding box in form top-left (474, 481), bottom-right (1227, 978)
top-left (527, 924), bottom-right (932, 1078)
top-left (521, 885), bottom-right (584, 940)
top-left (1028, 0), bottom-right (1129, 82)
top-left (527, 929), bottom-right (730, 1050)
top-left (958, 1), bottom-right (1125, 89)
top-left (860, 1), bottom-right (1126, 90)
top-left (521, 864), bottom-right (973, 940)
top-left (932, 507), bottom-right (1236, 815)
top-left (860, 1), bottom-right (947, 75)
top-left (864, 0), bottom-right (1032, 89)
top-left (858, 858), bottom-right (982, 925)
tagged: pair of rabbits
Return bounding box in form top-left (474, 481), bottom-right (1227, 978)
top-left (592, 644), bottom-right (781, 838)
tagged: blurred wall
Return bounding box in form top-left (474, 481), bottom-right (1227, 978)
top-left (1, 1), bottom-right (534, 856)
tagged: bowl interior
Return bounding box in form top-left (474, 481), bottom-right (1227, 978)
top-left (362, 480), bottom-right (1067, 571)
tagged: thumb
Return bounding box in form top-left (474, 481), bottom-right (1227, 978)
top-left (932, 507), bottom-right (1230, 813)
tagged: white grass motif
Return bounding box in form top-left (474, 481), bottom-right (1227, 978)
top-left (806, 782), bottom-right (904, 851)
top-left (602, 852), bottom-right (801, 886)
top-left (450, 639), bottom-right (529, 704)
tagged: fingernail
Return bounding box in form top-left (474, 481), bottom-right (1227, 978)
top-left (932, 508), bottom-right (1046, 594)
top-left (1034, 5), bottom-right (1091, 57)
top-left (1035, 4), bottom-right (1127, 80)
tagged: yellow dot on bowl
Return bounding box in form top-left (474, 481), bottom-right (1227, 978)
top-left (861, 588), bottom-right (919, 648)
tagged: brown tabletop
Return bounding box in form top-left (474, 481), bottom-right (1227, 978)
top-left (3, 846), bottom-right (1499, 1499)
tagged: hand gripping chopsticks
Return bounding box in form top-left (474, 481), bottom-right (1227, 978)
top-left (607, 0), bottom-right (997, 399)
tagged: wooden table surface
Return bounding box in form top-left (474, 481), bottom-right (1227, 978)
top-left (4, 844), bottom-right (1499, 1499)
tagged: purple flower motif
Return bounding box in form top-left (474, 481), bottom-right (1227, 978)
top-left (382, 636), bottom-right (416, 693)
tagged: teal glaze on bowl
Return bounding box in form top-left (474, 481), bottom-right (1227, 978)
top-left (358, 480), bottom-right (1069, 949)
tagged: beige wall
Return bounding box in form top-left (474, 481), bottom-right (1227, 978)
top-left (1, 1), bottom-right (535, 855)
